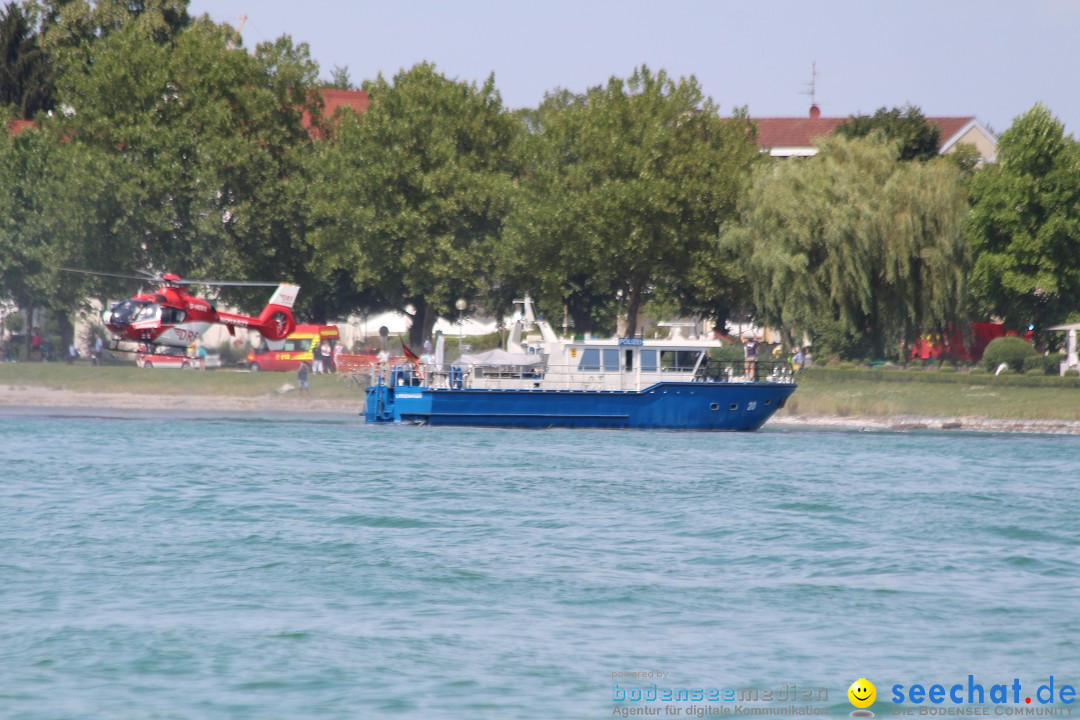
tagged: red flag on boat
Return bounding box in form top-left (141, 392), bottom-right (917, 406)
top-left (400, 338), bottom-right (420, 364)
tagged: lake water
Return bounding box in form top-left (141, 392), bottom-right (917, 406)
top-left (2, 409), bottom-right (1079, 719)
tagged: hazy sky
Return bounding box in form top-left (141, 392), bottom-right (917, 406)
top-left (187, 0), bottom-right (1080, 136)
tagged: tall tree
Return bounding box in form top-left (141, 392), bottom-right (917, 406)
top-left (0, 1), bottom-right (55, 117)
top-left (834, 104), bottom-right (941, 162)
top-left (51, 12), bottom-right (320, 312)
top-left (0, 115), bottom-right (123, 351)
top-left (308, 62), bottom-right (518, 344)
top-left (726, 135), bottom-right (970, 359)
top-left (967, 104), bottom-right (1080, 331)
top-left (501, 66), bottom-right (759, 335)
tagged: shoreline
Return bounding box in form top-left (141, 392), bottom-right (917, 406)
top-left (0, 385), bottom-right (363, 416)
top-left (768, 413), bottom-right (1080, 435)
top-left (1, 385), bottom-right (1078, 434)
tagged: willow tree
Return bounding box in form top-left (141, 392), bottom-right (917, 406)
top-left (727, 135), bottom-right (970, 359)
top-left (500, 66), bottom-right (760, 336)
top-left (307, 62), bottom-right (518, 345)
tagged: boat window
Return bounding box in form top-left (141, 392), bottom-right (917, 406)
top-left (660, 350), bottom-right (703, 371)
top-left (624, 350), bottom-right (634, 371)
top-left (640, 349), bottom-right (658, 372)
top-left (603, 348), bottom-right (619, 372)
top-left (578, 348), bottom-right (600, 371)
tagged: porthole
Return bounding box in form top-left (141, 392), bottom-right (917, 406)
top-left (710, 403), bottom-right (719, 411)
top-left (730, 403), bottom-right (738, 411)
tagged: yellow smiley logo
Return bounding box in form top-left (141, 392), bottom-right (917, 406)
top-left (848, 678), bottom-right (876, 708)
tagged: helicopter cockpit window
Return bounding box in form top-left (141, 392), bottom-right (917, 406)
top-left (109, 300), bottom-right (150, 324)
top-left (135, 304), bottom-right (161, 322)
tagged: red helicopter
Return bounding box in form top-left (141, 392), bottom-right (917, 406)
top-left (63, 269), bottom-right (300, 353)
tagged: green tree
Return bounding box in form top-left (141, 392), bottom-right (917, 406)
top-left (50, 12), bottom-right (321, 312)
top-left (0, 113), bottom-right (123, 352)
top-left (322, 64), bottom-right (353, 89)
top-left (0, 1), bottom-right (55, 117)
top-left (834, 104), bottom-right (941, 162)
top-left (726, 135), bottom-right (970, 359)
top-left (35, 0), bottom-right (191, 68)
top-left (308, 62), bottom-right (517, 344)
top-left (501, 66), bottom-right (759, 336)
top-left (967, 103), bottom-right (1080, 331)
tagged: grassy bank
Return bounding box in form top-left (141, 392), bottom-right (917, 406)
top-left (2, 362), bottom-right (1079, 421)
top-left (784, 367), bottom-right (1080, 420)
top-left (0, 362), bottom-right (363, 402)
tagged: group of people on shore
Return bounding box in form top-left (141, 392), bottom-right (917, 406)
top-left (296, 339), bottom-right (343, 395)
top-left (2, 329), bottom-right (108, 365)
top-left (742, 335), bottom-right (810, 378)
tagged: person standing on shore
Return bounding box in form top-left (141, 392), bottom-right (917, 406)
top-left (297, 360), bottom-right (310, 396)
top-left (320, 340), bottom-right (333, 373)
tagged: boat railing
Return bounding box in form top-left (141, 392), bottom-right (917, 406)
top-left (375, 359), bottom-right (795, 391)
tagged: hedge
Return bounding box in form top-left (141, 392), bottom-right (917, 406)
top-left (798, 366), bottom-right (1080, 389)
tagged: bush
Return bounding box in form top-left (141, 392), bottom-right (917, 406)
top-left (813, 320), bottom-right (874, 361)
top-left (1067, 368), bottom-right (1080, 378)
top-left (938, 366), bottom-right (957, 374)
top-left (968, 366), bottom-right (986, 375)
top-left (217, 340), bottom-right (247, 365)
top-left (1022, 355), bottom-right (1047, 374)
top-left (712, 343), bottom-right (745, 365)
top-left (982, 336), bottom-right (1037, 372)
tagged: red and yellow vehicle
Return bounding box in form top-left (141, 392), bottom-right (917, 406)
top-left (246, 324), bottom-right (337, 372)
top-left (245, 324), bottom-right (378, 372)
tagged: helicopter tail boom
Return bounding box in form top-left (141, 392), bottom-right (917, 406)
top-left (252, 284), bottom-right (300, 341)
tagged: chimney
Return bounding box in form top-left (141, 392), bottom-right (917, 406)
top-left (809, 104), bottom-right (821, 120)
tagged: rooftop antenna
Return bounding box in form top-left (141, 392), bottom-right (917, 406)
top-left (802, 62), bottom-right (821, 118)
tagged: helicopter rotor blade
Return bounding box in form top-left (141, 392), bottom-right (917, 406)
top-left (57, 267), bottom-right (161, 282)
top-left (175, 279), bottom-right (283, 287)
top-left (59, 267), bottom-right (284, 287)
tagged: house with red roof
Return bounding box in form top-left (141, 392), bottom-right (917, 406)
top-left (7, 119), bottom-right (37, 136)
top-left (302, 88), bottom-right (370, 139)
top-left (753, 105), bottom-right (996, 162)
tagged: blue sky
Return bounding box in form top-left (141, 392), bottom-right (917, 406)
top-left (188, 0), bottom-right (1080, 136)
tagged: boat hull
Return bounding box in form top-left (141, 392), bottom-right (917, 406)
top-left (365, 382), bottom-right (796, 431)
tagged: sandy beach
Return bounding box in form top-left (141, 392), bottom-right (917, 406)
top-left (2, 383), bottom-right (1078, 434)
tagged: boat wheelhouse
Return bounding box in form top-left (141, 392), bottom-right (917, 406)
top-left (364, 296), bottom-right (796, 430)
